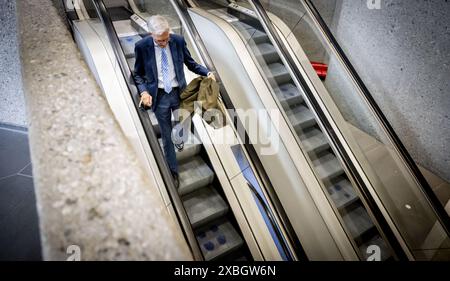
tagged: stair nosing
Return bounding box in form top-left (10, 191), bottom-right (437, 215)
top-left (183, 186), bottom-right (230, 229)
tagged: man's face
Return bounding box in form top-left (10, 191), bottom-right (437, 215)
top-left (153, 31), bottom-right (170, 48)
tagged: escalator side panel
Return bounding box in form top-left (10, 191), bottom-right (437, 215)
top-left (189, 8), bottom-right (350, 261)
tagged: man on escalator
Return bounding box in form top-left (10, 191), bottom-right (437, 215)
top-left (134, 15), bottom-right (215, 188)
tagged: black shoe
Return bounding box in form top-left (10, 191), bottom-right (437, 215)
top-left (174, 141), bottom-right (184, 152)
top-left (172, 172), bottom-right (180, 189)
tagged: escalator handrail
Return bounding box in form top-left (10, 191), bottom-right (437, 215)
top-left (249, 0), bottom-right (410, 260)
top-left (301, 0), bottom-right (450, 235)
top-left (173, 0), bottom-right (308, 261)
top-left (246, 181), bottom-right (295, 260)
top-left (91, 0), bottom-right (204, 261)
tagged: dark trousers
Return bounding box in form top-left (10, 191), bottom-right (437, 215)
top-left (154, 88), bottom-right (181, 174)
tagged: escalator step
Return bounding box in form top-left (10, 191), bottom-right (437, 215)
top-left (106, 7), bottom-right (133, 21)
top-left (127, 57), bottom-right (136, 69)
top-left (176, 133), bottom-right (202, 162)
top-left (326, 178), bottom-right (359, 210)
top-left (118, 35), bottom-right (141, 58)
top-left (178, 156), bottom-right (215, 196)
top-left (265, 63), bottom-right (291, 84)
top-left (214, 248), bottom-right (249, 261)
top-left (342, 206), bottom-right (375, 240)
top-left (250, 30), bottom-right (269, 44)
top-left (287, 105), bottom-right (316, 131)
top-left (255, 43), bottom-right (279, 65)
top-left (182, 186), bottom-right (229, 229)
top-left (158, 132), bottom-right (202, 162)
top-left (274, 83), bottom-right (303, 108)
top-left (195, 218), bottom-right (244, 261)
top-left (300, 128), bottom-right (330, 154)
top-left (231, 21), bottom-right (269, 44)
top-left (312, 153), bottom-right (345, 180)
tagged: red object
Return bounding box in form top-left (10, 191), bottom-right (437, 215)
top-left (310, 61), bottom-right (328, 80)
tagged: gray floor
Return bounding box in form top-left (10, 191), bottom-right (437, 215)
top-left (0, 123), bottom-right (42, 261)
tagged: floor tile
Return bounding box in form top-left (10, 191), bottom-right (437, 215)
top-left (19, 163), bottom-right (33, 177)
top-left (0, 175), bottom-right (41, 261)
top-left (0, 128), bottom-right (31, 178)
top-left (0, 126), bottom-right (41, 261)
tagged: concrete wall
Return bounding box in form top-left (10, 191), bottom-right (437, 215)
top-left (0, 0), bottom-right (27, 127)
top-left (312, 0), bottom-right (450, 182)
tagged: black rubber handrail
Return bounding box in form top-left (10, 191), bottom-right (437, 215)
top-left (91, 0), bottom-right (204, 261)
top-left (174, 0), bottom-right (308, 261)
top-left (59, 0), bottom-right (79, 38)
top-left (248, 0), bottom-right (409, 260)
top-left (302, 0), bottom-right (450, 235)
top-left (246, 182), bottom-right (295, 260)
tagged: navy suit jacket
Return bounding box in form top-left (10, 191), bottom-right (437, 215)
top-left (133, 34), bottom-right (209, 110)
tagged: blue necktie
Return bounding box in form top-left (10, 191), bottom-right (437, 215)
top-left (161, 47), bottom-right (172, 94)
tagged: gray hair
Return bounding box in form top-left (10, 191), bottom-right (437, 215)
top-left (147, 15), bottom-right (170, 35)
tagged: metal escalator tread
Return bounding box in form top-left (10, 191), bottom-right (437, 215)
top-left (195, 218), bottom-right (244, 261)
top-left (255, 43), bottom-right (279, 65)
top-left (182, 186), bottom-right (229, 229)
top-left (300, 128), bottom-right (330, 154)
top-left (312, 153), bottom-right (345, 180)
top-left (118, 35), bottom-right (141, 58)
top-left (176, 133), bottom-right (202, 162)
top-left (327, 178), bottom-right (358, 210)
top-left (231, 21), bottom-right (268, 44)
top-left (178, 156), bottom-right (215, 196)
top-left (157, 133), bottom-right (202, 163)
top-left (287, 105), bottom-right (316, 131)
top-left (248, 29), bottom-right (269, 44)
top-left (274, 83), bottom-right (303, 108)
top-left (106, 6), bottom-right (133, 22)
top-left (342, 206), bottom-right (375, 239)
top-left (127, 57), bottom-right (136, 69)
top-left (265, 63), bottom-right (291, 84)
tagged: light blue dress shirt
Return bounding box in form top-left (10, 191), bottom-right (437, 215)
top-left (154, 40), bottom-right (179, 90)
